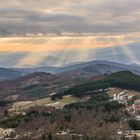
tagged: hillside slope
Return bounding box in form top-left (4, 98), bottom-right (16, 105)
top-left (56, 71), bottom-right (140, 97)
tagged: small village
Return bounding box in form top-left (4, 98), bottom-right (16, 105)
top-left (113, 90), bottom-right (140, 139)
top-left (0, 89), bottom-right (140, 139)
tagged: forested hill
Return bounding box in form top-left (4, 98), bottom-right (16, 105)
top-left (55, 71), bottom-right (140, 97)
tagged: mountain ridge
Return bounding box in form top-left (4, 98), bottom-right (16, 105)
top-left (1, 60), bottom-right (140, 81)
top-left (10, 60), bottom-right (140, 75)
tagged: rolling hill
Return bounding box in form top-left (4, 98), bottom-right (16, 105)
top-left (0, 71), bottom-right (88, 100)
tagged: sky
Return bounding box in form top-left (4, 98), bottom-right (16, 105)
top-left (0, 0), bottom-right (140, 67)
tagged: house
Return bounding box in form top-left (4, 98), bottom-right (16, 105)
top-left (113, 90), bottom-right (128, 104)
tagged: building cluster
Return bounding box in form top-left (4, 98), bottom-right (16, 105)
top-left (113, 90), bottom-right (140, 114)
top-left (113, 90), bottom-right (130, 104)
top-left (114, 90), bottom-right (140, 138)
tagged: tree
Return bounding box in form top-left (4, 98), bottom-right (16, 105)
top-left (48, 132), bottom-right (52, 140)
top-left (4, 110), bottom-right (8, 117)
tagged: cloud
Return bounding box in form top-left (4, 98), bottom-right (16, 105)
top-left (0, 0), bottom-right (140, 36)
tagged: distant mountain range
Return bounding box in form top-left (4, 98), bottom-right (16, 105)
top-left (11, 60), bottom-right (140, 75)
top-left (1, 60), bottom-right (140, 81)
top-left (0, 67), bottom-right (23, 80)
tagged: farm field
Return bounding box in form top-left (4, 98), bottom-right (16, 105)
top-left (10, 95), bottom-right (81, 111)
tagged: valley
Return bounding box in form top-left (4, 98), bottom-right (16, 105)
top-left (0, 62), bottom-right (140, 139)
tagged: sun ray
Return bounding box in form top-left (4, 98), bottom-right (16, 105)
top-left (117, 36), bottom-right (140, 64)
top-left (0, 34), bottom-right (140, 67)
top-left (15, 38), bottom-right (54, 67)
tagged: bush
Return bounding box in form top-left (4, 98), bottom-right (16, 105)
top-left (129, 119), bottom-right (140, 130)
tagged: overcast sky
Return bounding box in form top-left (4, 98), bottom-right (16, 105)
top-left (0, 0), bottom-right (140, 36)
